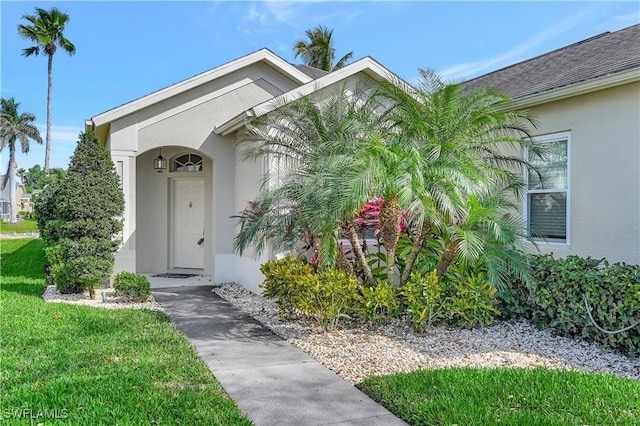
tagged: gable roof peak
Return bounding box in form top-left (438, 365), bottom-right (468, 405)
top-left (88, 48), bottom-right (312, 127)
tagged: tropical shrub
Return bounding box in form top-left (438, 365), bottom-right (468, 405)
top-left (260, 257), bottom-right (360, 329)
top-left (113, 271), bottom-right (151, 302)
top-left (260, 256), bottom-right (314, 316)
top-left (394, 232), bottom-right (438, 279)
top-left (501, 254), bottom-right (640, 357)
top-left (35, 181), bottom-right (65, 285)
top-left (359, 282), bottom-right (401, 324)
top-left (45, 244), bottom-right (76, 291)
top-left (295, 267), bottom-right (360, 330)
top-left (446, 272), bottom-right (500, 328)
top-left (55, 237), bottom-right (118, 295)
top-left (23, 164), bottom-right (66, 192)
top-left (400, 271), bottom-right (444, 332)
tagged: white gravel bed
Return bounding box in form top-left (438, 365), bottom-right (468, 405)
top-left (42, 285), bottom-right (163, 311)
top-left (213, 283), bottom-right (640, 384)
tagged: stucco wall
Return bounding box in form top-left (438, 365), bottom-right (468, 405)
top-left (233, 144), bottom-right (270, 293)
top-left (524, 81), bottom-right (640, 264)
top-left (107, 61), bottom-right (303, 281)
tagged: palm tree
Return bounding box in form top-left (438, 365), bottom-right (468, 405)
top-left (234, 81), bottom-right (384, 285)
top-left (234, 70), bottom-right (539, 290)
top-left (17, 168), bottom-right (26, 184)
top-left (18, 7), bottom-right (75, 175)
top-left (0, 98), bottom-right (42, 223)
top-left (376, 69), bottom-right (538, 288)
top-left (294, 25), bottom-right (353, 72)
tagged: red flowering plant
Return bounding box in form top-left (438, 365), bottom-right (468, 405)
top-left (353, 197), bottom-right (412, 237)
top-left (336, 197), bottom-right (415, 283)
top-left (354, 197), bottom-right (384, 237)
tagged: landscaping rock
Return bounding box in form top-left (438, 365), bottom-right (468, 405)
top-left (213, 283), bottom-right (640, 384)
top-left (42, 285), bottom-right (163, 311)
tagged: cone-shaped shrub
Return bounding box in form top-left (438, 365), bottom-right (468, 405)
top-left (52, 131), bottom-right (124, 296)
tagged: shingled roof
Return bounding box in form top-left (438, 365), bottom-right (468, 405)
top-left (293, 64), bottom-right (330, 80)
top-left (464, 24), bottom-right (640, 100)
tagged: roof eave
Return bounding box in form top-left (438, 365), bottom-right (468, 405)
top-left (213, 57), bottom-right (400, 134)
top-left (214, 110), bottom-right (254, 136)
top-left (250, 57), bottom-right (398, 118)
top-left (506, 67), bottom-right (640, 110)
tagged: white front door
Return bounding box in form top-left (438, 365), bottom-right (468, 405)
top-left (172, 179), bottom-right (205, 269)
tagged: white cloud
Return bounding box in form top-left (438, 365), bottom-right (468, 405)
top-left (439, 7), bottom-right (594, 81)
top-left (248, 3), bottom-right (267, 23)
top-left (237, 0), bottom-right (363, 37)
top-left (36, 124), bottom-right (83, 145)
top-left (239, 1), bottom-right (300, 33)
top-left (263, 1), bottom-right (296, 22)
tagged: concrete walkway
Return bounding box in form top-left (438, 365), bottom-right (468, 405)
top-left (152, 285), bottom-right (408, 426)
top-left (0, 232), bottom-right (40, 239)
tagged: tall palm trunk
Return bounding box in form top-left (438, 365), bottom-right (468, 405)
top-left (8, 144), bottom-right (17, 223)
top-left (335, 242), bottom-right (354, 276)
top-left (379, 196), bottom-right (402, 286)
top-left (44, 53), bottom-right (53, 175)
top-left (435, 241), bottom-right (458, 279)
top-left (400, 219), bottom-right (431, 285)
top-left (344, 221), bottom-right (375, 286)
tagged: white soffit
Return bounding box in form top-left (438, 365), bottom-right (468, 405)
top-left (89, 49), bottom-right (312, 127)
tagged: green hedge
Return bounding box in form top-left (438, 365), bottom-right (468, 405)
top-left (500, 254), bottom-right (640, 357)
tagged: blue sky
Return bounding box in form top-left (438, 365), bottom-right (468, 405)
top-left (1, 1), bottom-right (638, 172)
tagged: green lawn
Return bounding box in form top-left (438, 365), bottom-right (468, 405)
top-left (0, 239), bottom-right (252, 425)
top-left (0, 219), bottom-right (39, 234)
top-left (358, 367), bottom-right (640, 426)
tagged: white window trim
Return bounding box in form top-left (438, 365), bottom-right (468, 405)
top-left (171, 153), bottom-right (204, 173)
top-left (524, 131), bottom-right (571, 246)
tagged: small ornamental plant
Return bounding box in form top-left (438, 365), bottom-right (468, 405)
top-left (113, 271), bottom-right (151, 302)
top-left (359, 282), bottom-right (401, 324)
top-left (401, 270), bottom-right (444, 332)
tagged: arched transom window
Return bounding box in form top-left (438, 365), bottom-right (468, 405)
top-left (172, 153), bottom-right (203, 172)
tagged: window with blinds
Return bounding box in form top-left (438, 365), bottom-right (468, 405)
top-left (526, 134), bottom-right (569, 243)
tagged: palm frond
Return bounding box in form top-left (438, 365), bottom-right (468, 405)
top-left (0, 97), bottom-right (42, 156)
top-left (18, 7), bottom-right (74, 58)
top-left (293, 25), bottom-right (353, 71)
